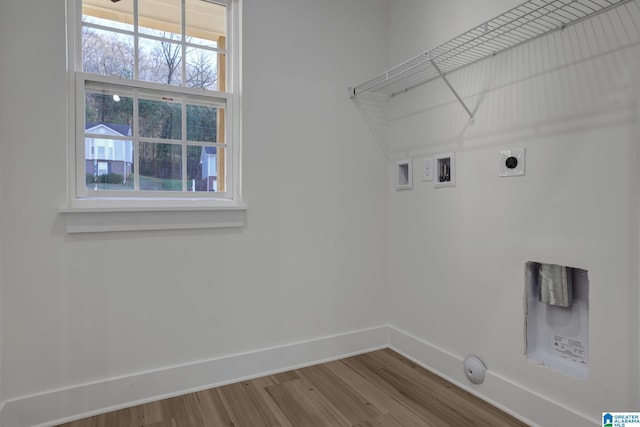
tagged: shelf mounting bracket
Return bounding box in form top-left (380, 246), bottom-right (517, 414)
top-left (430, 60), bottom-right (474, 123)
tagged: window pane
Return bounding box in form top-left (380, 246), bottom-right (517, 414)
top-left (186, 0), bottom-right (226, 47)
top-left (85, 92), bottom-right (134, 132)
top-left (188, 145), bottom-right (225, 192)
top-left (82, 27), bottom-right (134, 78)
top-left (186, 48), bottom-right (219, 90)
top-left (187, 145), bottom-right (207, 191)
top-left (139, 142), bottom-right (182, 191)
top-left (138, 98), bottom-right (182, 140)
top-left (85, 137), bottom-right (134, 191)
top-left (82, 1), bottom-right (134, 32)
top-left (139, 0), bottom-right (182, 40)
top-left (139, 37), bottom-right (183, 85)
top-left (215, 146), bottom-right (225, 193)
top-left (84, 91), bottom-right (134, 192)
top-left (186, 104), bottom-right (222, 142)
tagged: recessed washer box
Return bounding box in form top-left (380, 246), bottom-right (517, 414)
top-left (499, 148), bottom-right (525, 177)
top-left (434, 152), bottom-right (455, 188)
top-left (396, 159), bottom-right (413, 190)
top-left (525, 261), bottom-right (589, 380)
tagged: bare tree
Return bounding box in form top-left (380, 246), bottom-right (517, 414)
top-left (137, 33), bottom-right (183, 85)
top-left (158, 33), bottom-right (182, 85)
top-left (186, 50), bottom-right (217, 89)
top-left (82, 26), bottom-right (133, 78)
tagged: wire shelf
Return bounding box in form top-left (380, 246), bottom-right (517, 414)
top-left (350, 0), bottom-right (634, 99)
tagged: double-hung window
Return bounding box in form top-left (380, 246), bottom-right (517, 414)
top-left (67, 0), bottom-right (240, 209)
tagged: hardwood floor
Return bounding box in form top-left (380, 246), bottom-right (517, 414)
top-left (57, 349), bottom-right (529, 427)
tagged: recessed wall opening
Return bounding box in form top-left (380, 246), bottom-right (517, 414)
top-left (437, 158), bottom-right (451, 183)
top-left (434, 152), bottom-right (455, 188)
top-left (396, 159), bottom-right (412, 190)
top-left (525, 261), bottom-right (589, 380)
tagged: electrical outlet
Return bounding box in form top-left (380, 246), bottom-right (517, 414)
top-left (422, 157), bottom-right (434, 182)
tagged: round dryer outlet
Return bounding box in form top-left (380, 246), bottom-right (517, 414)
top-left (463, 355), bottom-right (486, 384)
top-left (499, 148), bottom-right (525, 177)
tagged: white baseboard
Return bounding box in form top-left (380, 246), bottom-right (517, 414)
top-left (387, 327), bottom-right (598, 427)
top-left (1, 326), bottom-right (389, 427)
top-left (0, 325), bottom-right (597, 427)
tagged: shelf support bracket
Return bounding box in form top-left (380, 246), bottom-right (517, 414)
top-left (430, 60), bottom-right (474, 123)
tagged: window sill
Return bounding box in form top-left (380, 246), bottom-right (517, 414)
top-left (59, 199), bottom-right (247, 233)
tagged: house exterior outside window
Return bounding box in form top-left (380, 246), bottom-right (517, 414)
top-left (85, 123), bottom-right (134, 187)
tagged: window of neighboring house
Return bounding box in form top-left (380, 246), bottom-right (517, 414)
top-left (98, 162), bottom-right (109, 176)
top-left (69, 0), bottom-right (239, 203)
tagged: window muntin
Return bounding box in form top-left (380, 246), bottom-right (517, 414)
top-left (80, 78), bottom-right (227, 196)
top-left (75, 0), bottom-right (233, 201)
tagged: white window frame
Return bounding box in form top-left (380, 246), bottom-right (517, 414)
top-left (63, 0), bottom-right (243, 218)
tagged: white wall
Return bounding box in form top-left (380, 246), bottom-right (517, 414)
top-left (0, 0), bottom-right (389, 422)
top-left (385, 0), bottom-right (639, 424)
top-left (0, 8), bottom-right (4, 404)
top-left (387, 0), bottom-right (523, 65)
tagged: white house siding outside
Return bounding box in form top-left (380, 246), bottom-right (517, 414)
top-left (85, 123), bottom-right (133, 183)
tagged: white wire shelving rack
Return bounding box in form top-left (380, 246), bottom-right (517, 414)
top-left (349, 0), bottom-right (634, 121)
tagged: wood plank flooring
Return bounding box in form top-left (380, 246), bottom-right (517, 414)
top-left (57, 349), bottom-right (529, 427)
